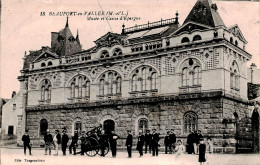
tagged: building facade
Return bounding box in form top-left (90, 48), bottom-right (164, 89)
top-left (3, 0), bottom-right (259, 153)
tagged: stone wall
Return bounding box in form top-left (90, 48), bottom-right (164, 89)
top-left (25, 95), bottom-right (251, 153)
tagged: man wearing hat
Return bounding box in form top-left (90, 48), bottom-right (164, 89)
top-left (44, 129), bottom-right (53, 155)
top-left (151, 129), bottom-right (160, 156)
top-left (69, 130), bottom-right (78, 155)
top-left (109, 130), bottom-right (120, 157)
top-left (125, 130), bottom-right (133, 158)
top-left (164, 131), bottom-right (170, 154)
top-left (144, 130), bottom-right (152, 154)
top-left (99, 130), bottom-right (108, 157)
top-left (169, 129), bottom-right (176, 154)
top-left (137, 130), bottom-right (145, 157)
top-left (22, 130), bottom-right (32, 155)
top-left (53, 130), bottom-right (61, 156)
top-left (61, 129), bottom-right (69, 156)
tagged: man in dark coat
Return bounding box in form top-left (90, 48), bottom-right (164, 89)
top-left (61, 130), bottom-right (69, 156)
top-left (187, 131), bottom-right (195, 154)
top-left (99, 130), bottom-right (108, 157)
top-left (80, 131), bottom-right (87, 155)
top-left (125, 130), bottom-right (133, 158)
top-left (22, 130), bottom-right (32, 155)
top-left (69, 130), bottom-right (78, 155)
top-left (144, 130), bottom-right (152, 154)
top-left (196, 130), bottom-right (203, 154)
top-left (151, 129), bottom-right (160, 156)
top-left (109, 131), bottom-right (120, 157)
top-left (137, 130), bottom-right (145, 157)
top-left (164, 131), bottom-right (170, 154)
top-left (44, 129), bottom-right (53, 155)
top-left (169, 129), bottom-right (176, 154)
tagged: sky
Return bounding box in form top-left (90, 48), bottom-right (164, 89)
top-left (0, 0), bottom-right (259, 98)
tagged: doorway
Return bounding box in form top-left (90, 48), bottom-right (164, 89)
top-left (103, 119), bottom-right (115, 135)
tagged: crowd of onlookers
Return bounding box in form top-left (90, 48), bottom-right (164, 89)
top-left (22, 128), bottom-right (213, 164)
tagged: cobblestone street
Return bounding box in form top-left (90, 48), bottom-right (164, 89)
top-left (1, 146), bottom-right (260, 165)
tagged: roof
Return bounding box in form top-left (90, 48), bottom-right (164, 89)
top-left (183, 0), bottom-right (225, 27)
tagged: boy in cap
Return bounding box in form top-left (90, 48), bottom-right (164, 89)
top-left (69, 130), bottom-right (78, 155)
top-left (22, 130), bottom-right (32, 155)
top-left (137, 130), bottom-right (145, 157)
top-left (44, 129), bottom-right (53, 155)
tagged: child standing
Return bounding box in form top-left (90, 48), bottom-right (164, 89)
top-left (174, 140), bottom-right (185, 160)
top-left (206, 137), bottom-right (213, 165)
top-left (198, 138), bottom-right (206, 165)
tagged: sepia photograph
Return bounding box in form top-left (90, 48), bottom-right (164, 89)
top-left (0, 0), bottom-right (260, 164)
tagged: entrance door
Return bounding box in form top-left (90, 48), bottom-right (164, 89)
top-left (252, 110), bottom-right (259, 153)
top-left (103, 120), bottom-right (115, 135)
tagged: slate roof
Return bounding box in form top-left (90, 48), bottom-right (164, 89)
top-left (183, 0), bottom-right (225, 27)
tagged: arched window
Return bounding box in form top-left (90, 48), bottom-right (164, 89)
top-left (181, 37), bottom-right (190, 43)
top-left (230, 37), bottom-right (233, 44)
top-left (130, 66), bottom-right (158, 92)
top-left (151, 72), bottom-right (157, 90)
top-left (116, 77), bottom-right (122, 94)
top-left (183, 111), bottom-right (198, 134)
top-left (40, 79), bottom-right (52, 101)
top-left (180, 58), bottom-right (202, 87)
top-left (70, 75), bottom-right (91, 99)
top-left (99, 79), bottom-right (105, 95)
top-left (138, 118), bottom-right (148, 134)
top-left (166, 39), bottom-right (170, 46)
top-left (47, 61), bottom-right (53, 66)
top-left (100, 50), bottom-right (109, 58)
top-left (132, 75), bottom-right (137, 91)
top-left (182, 68), bottom-right (189, 86)
top-left (113, 48), bottom-right (123, 56)
top-left (193, 35), bottom-right (202, 41)
top-left (40, 119), bottom-right (48, 135)
top-left (230, 61), bottom-right (239, 90)
top-left (74, 120), bottom-right (82, 135)
top-left (98, 71), bottom-right (122, 97)
top-left (41, 63), bottom-right (46, 67)
top-left (193, 66), bottom-right (201, 85)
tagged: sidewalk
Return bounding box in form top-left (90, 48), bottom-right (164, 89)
top-left (1, 146), bottom-right (260, 165)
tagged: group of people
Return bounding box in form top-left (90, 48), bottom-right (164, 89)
top-left (22, 128), bottom-right (213, 164)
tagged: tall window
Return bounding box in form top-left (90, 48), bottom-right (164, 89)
top-left (182, 68), bottom-right (189, 86)
top-left (74, 118), bottom-right (82, 135)
top-left (183, 111), bottom-right (198, 134)
top-left (99, 79), bottom-right (105, 95)
top-left (40, 119), bottom-right (48, 135)
top-left (98, 71), bottom-right (122, 96)
top-left (230, 61), bottom-right (239, 90)
top-left (40, 79), bottom-right (52, 101)
top-left (70, 75), bottom-right (90, 99)
top-left (116, 77), bottom-right (122, 94)
top-left (138, 118), bottom-right (148, 134)
top-left (151, 72), bottom-right (157, 90)
top-left (130, 66), bottom-right (158, 92)
top-left (132, 75), bottom-right (138, 91)
top-left (193, 66), bottom-right (201, 85)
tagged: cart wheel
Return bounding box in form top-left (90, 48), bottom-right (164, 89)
top-left (97, 146), bottom-right (109, 156)
top-left (85, 137), bottom-right (99, 157)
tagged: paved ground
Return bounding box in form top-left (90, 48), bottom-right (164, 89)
top-left (0, 145), bottom-right (260, 165)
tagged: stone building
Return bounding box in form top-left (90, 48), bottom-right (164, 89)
top-left (2, 0), bottom-right (259, 153)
